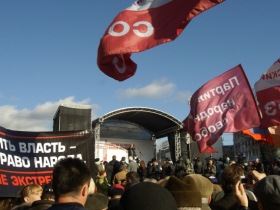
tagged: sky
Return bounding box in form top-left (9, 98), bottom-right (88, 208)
top-left (0, 0), bottom-right (279, 146)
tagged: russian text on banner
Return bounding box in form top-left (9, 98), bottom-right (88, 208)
top-left (97, 0), bottom-right (224, 81)
top-left (0, 126), bottom-right (94, 197)
top-left (255, 58), bottom-right (280, 127)
top-left (184, 65), bottom-right (260, 153)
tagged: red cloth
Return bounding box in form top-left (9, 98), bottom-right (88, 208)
top-left (255, 58), bottom-right (280, 127)
top-left (97, 0), bottom-right (224, 81)
top-left (184, 65), bottom-right (260, 153)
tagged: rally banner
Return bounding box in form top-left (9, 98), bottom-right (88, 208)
top-left (254, 58), bottom-right (280, 127)
top-left (0, 126), bottom-right (94, 197)
top-left (184, 65), bottom-right (260, 153)
top-left (97, 0), bottom-right (224, 81)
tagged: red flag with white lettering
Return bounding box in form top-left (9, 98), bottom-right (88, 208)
top-left (97, 0), bottom-right (224, 81)
top-left (254, 58), bottom-right (280, 127)
top-left (183, 65), bottom-right (260, 153)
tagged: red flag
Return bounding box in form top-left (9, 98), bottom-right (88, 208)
top-left (184, 65), bottom-right (261, 153)
top-left (97, 0), bottom-right (224, 81)
top-left (254, 58), bottom-right (280, 127)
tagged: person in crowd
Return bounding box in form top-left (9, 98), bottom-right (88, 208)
top-left (185, 158), bottom-right (194, 175)
top-left (234, 170), bottom-right (280, 210)
top-left (174, 157), bottom-right (186, 179)
top-left (161, 157), bottom-right (175, 178)
top-left (137, 160), bottom-right (147, 182)
top-left (251, 170), bottom-right (280, 210)
top-left (255, 158), bottom-right (264, 173)
top-left (11, 184), bottom-right (43, 210)
top-left (204, 158), bottom-right (217, 183)
top-left (47, 157), bottom-right (91, 210)
top-left (96, 170), bottom-right (111, 196)
top-left (112, 164), bottom-right (127, 186)
top-left (108, 155), bottom-right (120, 184)
top-left (29, 183), bottom-right (54, 210)
top-left (183, 174), bottom-right (213, 210)
top-left (85, 193), bottom-right (109, 210)
top-left (118, 182), bottom-right (177, 210)
top-left (210, 164), bottom-right (258, 210)
top-left (93, 158), bottom-right (104, 180)
top-left (107, 184), bottom-right (125, 210)
top-left (166, 175), bottom-right (202, 210)
top-left (147, 158), bottom-right (162, 180)
top-left (120, 157), bottom-right (129, 168)
top-left (127, 156), bottom-right (138, 172)
top-left (194, 157), bottom-right (203, 174)
top-left (125, 171), bottom-right (140, 189)
top-left (127, 144), bottom-right (137, 159)
top-left (0, 197), bottom-right (12, 210)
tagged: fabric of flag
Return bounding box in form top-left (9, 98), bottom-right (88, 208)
top-left (97, 0), bottom-right (224, 81)
top-left (184, 65), bottom-right (261, 153)
top-left (254, 58), bottom-right (280, 127)
top-left (242, 128), bottom-right (274, 145)
top-left (268, 126), bottom-right (280, 147)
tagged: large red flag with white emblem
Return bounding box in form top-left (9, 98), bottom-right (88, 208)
top-left (184, 65), bottom-right (260, 153)
top-left (97, 0), bottom-right (224, 81)
top-left (255, 58), bottom-right (280, 127)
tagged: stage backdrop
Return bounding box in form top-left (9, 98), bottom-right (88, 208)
top-left (0, 126), bottom-right (94, 197)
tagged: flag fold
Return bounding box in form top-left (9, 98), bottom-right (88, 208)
top-left (97, 0), bottom-right (224, 81)
top-left (184, 65), bottom-right (260, 153)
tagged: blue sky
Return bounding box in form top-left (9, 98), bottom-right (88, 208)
top-left (0, 0), bottom-right (279, 145)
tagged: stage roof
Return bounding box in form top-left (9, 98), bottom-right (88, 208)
top-left (92, 107), bottom-right (184, 139)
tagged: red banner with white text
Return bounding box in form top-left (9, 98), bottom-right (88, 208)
top-left (0, 126), bottom-right (94, 197)
top-left (184, 65), bottom-right (260, 153)
top-left (97, 0), bottom-right (224, 81)
top-left (255, 58), bottom-right (280, 127)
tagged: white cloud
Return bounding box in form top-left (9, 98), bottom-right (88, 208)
top-left (117, 78), bottom-right (176, 98)
top-left (173, 91), bottom-right (193, 104)
top-left (0, 96), bottom-right (99, 132)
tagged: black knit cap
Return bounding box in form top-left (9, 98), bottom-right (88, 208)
top-left (253, 175), bottom-right (280, 209)
top-left (119, 182), bottom-right (177, 210)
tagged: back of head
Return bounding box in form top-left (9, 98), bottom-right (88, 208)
top-left (253, 175), bottom-right (280, 209)
top-left (42, 183), bottom-right (54, 200)
top-left (220, 163), bottom-right (244, 194)
top-left (126, 171), bottom-right (140, 186)
top-left (166, 176), bottom-right (201, 208)
top-left (119, 182), bottom-right (177, 210)
top-left (20, 184), bottom-right (43, 204)
top-left (52, 157), bottom-right (91, 200)
top-left (182, 174), bottom-right (213, 204)
top-left (85, 193), bottom-right (109, 210)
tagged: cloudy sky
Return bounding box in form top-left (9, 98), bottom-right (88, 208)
top-left (1, 0), bottom-right (279, 145)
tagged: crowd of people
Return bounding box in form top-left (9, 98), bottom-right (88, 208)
top-left (1, 155), bottom-right (280, 210)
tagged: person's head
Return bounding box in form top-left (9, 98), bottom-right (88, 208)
top-left (121, 157), bottom-right (126, 162)
top-left (41, 183), bottom-right (54, 201)
top-left (126, 171), bottom-right (140, 188)
top-left (220, 163), bottom-right (244, 194)
top-left (99, 170), bottom-right (107, 177)
top-left (20, 184), bottom-right (42, 204)
top-left (119, 182), bottom-right (177, 210)
top-left (182, 174), bottom-right (213, 205)
top-left (120, 164), bottom-right (127, 171)
top-left (166, 176), bottom-right (201, 210)
top-left (52, 157), bottom-right (91, 205)
top-left (139, 160), bottom-right (145, 168)
top-left (85, 193), bottom-right (109, 210)
top-left (253, 175), bottom-right (280, 210)
top-left (112, 155), bottom-right (116, 160)
top-left (128, 156), bottom-right (133, 162)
